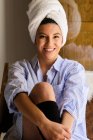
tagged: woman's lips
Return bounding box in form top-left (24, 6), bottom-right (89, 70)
top-left (44, 48), bottom-right (55, 52)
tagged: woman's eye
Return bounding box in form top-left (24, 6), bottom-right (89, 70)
top-left (39, 35), bottom-right (46, 39)
top-left (54, 36), bottom-right (59, 39)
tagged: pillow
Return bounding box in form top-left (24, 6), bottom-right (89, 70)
top-left (85, 71), bottom-right (93, 101)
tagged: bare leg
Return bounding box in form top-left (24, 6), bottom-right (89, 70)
top-left (22, 82), bottom-right (56, 140)
top-left (22, 118), bottom-right (43, 140)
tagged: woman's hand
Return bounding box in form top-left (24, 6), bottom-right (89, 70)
top-left (39, 119), bottom-right (71, 140)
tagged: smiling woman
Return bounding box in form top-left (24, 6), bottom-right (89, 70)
top-left (35, 20), bottom-right (63, 71)
top-left (3, 0), bottom-right (89, 140)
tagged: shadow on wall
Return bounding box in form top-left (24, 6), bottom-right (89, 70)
top-left (4, 0), bottom-right (36, 63)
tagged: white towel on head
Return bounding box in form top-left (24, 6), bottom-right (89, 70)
top-left (27, 0), bottom-right (68, 47)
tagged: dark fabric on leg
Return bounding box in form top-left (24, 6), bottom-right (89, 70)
top-left (37, 101), bottom-right (61, 140)
top-left (37, 101), bottom-right (61, 122)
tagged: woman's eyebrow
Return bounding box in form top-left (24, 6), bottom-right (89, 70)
top-left (54, 33), bottom-right (62, 35)
top-left (37, 32), bottom-right (46, 35)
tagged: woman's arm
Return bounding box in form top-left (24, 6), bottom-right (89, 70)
top-left (61, 110), bottom-right (74, 131)
top-left (14, 92), bottom-right (71, 140)
top-left (14, 92), bottom-right (46, 126)
top-left (60, 62), bottom-right (88, 134)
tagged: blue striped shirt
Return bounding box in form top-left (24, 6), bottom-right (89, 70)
top-left (4, 55), bottom-right (89, 140)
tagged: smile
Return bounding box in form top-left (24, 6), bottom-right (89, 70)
top-left (44, 48), bottom-right (55, 52)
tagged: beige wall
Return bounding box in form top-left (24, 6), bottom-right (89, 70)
top-left (60, 0), bottom-right (93, 70)
top-left (0, 0), bottom-right (36, 86)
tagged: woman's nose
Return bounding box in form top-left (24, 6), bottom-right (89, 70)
top-left (46, 38), bottom-right (53, 47)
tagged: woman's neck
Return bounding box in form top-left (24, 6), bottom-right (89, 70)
top-left (38, 59), bottom-right (55, 76)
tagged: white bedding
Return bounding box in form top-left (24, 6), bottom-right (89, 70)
top-left (0, 133), bottom-right (5, 140)
top-left (85, 71), bottom-right (93, 101)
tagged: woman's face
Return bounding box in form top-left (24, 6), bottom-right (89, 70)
top-left (35, 23), bottom-right (63, 63)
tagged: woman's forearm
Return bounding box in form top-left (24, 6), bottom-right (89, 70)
top-left (14, 92), bottom-right (47, 127)
top-left (61, 110), bottom-right (74, 131)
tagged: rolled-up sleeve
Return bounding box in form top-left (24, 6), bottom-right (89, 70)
top-left (60, 62), bottom-right (88, 120)
top-left (4, 60), bottom-right (29, 113)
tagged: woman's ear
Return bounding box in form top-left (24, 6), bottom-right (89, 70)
top-left (60, 41), bottom-right (63, 48)
top-left (34, 34), bottom-right (38, 45)
top-left (61, 36), bottom-right (63, 44)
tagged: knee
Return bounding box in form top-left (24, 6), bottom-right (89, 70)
top-left (30, 82), bottom-right (56, 104)
top-left (32, 82), bottom-right (53, 94)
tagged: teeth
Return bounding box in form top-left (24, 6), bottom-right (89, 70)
top-left (44, 48), bottom-right (54, 52)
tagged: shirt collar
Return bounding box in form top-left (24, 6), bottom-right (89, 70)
top-left (31, 55), bottom-right (38, 70)
top-left (52, 55), bottom-right (63, 72)
top-left (31, 55), bottom-right (63, 72)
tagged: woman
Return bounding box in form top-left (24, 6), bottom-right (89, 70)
top-left (4, 0), bottom-right (88, 140)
